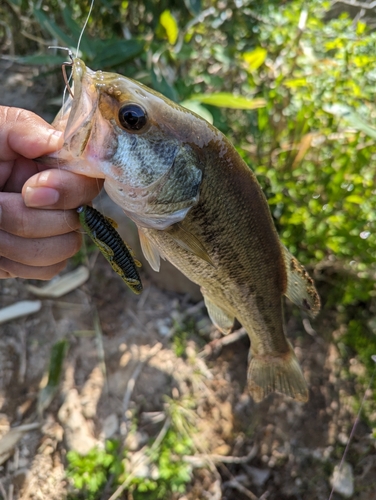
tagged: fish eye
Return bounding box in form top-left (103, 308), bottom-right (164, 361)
top-left (118, 104), bottom-right (147, 131)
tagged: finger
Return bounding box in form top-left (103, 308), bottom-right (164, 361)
top-left (0, 106), bottom-right (63, 161)
top-left (23, 169), bottom-right (103, 209)
top-left (0, 230), bottom-right (82, 267)
top-left (0, 257), bottom-right (68, 280)
top-left (2, 158), bottom-right (39, 192)
top-left (0, 193), bottom-right (80, 238)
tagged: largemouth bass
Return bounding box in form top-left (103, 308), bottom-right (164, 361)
top-left (45, 58), bottom-right (320, 402)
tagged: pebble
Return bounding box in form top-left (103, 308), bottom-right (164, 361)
top-left (102, 414), bottom-right (119, 439)
top-left (246, 465), bottom-right (270, 486)
top-left (155, 318), bottom-right (172, 337)
top-left (330, 462), bottom-right (354, 498)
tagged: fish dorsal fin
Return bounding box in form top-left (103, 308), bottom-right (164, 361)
top-left (168, 223), bottom-right (215, 267)
top-left (203, 293), bottom-right (234, 334)
top-left (138, 229), bottom-right (161, 272)
top-left (282, 246), bottom-right (320, 318)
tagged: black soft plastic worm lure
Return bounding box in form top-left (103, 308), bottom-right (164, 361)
top-left (77, 205), bottom-right (143, 294)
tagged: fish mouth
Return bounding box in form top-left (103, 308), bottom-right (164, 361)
top-left (61, 58), bottom-right (96, 145)
top-left (36, 58), bottom-right (99, 168)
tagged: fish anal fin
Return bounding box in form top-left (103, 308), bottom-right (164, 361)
top-left (169, 223), bottom-right (214, 267)
top-left (248, 342), bottom-right (308, 403)
top-left (203, 293), bottom-right (234, 334)
top-left (138, 229), bottom-right (161, 272)
top-left (283, 246), bottom-right (320, 318)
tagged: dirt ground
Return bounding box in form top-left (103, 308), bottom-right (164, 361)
top-left (0, 61), bottom-right (375, 500)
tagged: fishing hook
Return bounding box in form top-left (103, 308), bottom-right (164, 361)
top-left (62, 62), bottom-right (74, 99)
top-left (48, 46), bottom-right (75, 99)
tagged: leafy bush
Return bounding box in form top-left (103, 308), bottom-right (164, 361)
top-left (66, 401), bottom-right (195, 499)
top-left (126, 428), bottom-right (194, 499)
top-left (3, 0), bottom-right (376, 409)
top-left (67, 440), bottom-right (122, 500)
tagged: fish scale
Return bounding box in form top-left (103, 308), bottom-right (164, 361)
top-left (44, 57), bottom-right (321, 403)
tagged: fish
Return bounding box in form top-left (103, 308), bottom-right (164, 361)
top-left (43, 57), bottom-right (320, 403)
top-left (77, 204), bottom-right (143, 294)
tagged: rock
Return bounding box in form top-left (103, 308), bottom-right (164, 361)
top-left (330, 462), bottom-right (354, 498)
top-left (58, 389), bottom-right (98, 455)
top-left (155, 318), bottom-right (172, 337)
top-left (102, 414), bottom-right (119, 439)
top-left (245, 465), bottom-right (271, 486)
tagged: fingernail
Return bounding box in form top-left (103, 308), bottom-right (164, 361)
top-left (24, 186), bottom-right (60, 207)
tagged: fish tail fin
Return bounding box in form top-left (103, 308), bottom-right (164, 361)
top-left (247, 342), bottom-right (308, 403)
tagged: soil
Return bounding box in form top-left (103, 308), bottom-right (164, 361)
top-left (0, 61), bottom-right (375, 500)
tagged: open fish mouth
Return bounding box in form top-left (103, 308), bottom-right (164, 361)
top-left (53, 58), bottom-right (97, 157)
top-left (36, 58), bottom-right (108, 178)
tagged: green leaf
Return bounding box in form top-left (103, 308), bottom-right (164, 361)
top-left (356, 21), bottom-right (366, 35)
top-left (38, 339), bottom-right (69, 413)
top-left (284, 78), bottom-right (307, 88)
top-left (151, 68), bottom-right (179, 102)
top-left (346, 195), bottom-right (364, 204)
top-left (180, 100), bottom-right (213, 123)
top-left (17, 54), bottom-right (66, 66)
top-left (61, 6), bottom-right (94, 59)
top-left (47, 339), bottom-right (69, 386)
top-left (160, 10), bottom-right (179, 45)
top-left (324, 104), bottom-right (376, 139)
top-left (93, 39), bottom-right (144, 67)
top-left (242, 47), bottom-right (267, 71)
top-left (184, 0), bottom-right (201, 15)
top-left (189, 92), bottom-right (266, 110)
top-left (32, 7), bottom-right (75, 48)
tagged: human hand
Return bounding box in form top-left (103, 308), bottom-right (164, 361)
top-left (0, 106), bottom-right (103, 279)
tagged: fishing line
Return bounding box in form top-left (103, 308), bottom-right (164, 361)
top-left (45, 45), bottom-right (77, 234)
top-left (327, 354), bottom-right (376, 500)
top-left (48, 0), bottom-right (96, 234)
top-left (76, 0), bottom-right (95, 58)
top-left (75, 0), bottom-right (106, 219)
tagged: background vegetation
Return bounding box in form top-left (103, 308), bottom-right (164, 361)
top-left (1, 0), bottom-right (376, 498)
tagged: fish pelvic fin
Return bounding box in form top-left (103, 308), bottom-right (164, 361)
top-left (248, 342), bottom-right (308, 403)
top-left (202, 292), bottom-right (234, 334)
top-left (138, 228), bottom-right (161, 272)
top-left (283, 246), bottom-right (320, 318)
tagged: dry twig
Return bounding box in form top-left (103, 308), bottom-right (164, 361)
top-left (222, 476), bottom-right (259, 500)
top-left (201, 328), bottom-right (247, 357)
top-left (184, 444), bottom-right (258, 468)
top-left (122, 343), bottom-right (163, 433)
top-left (108, 417), bottom-right (171, 500)
top-left (332, 0), bottom-right (376, 9)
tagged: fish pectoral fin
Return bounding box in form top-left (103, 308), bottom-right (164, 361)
top-left (168, 224), bottom-right (214, 267)
top-left (138, 228), bottom-right (161, 272)
top-left (247, 342), bottom-right (308, 403)
top-left (283, 246), bottom-right (320, 318)
top-left (203, 293), bottom-right (234, 334)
